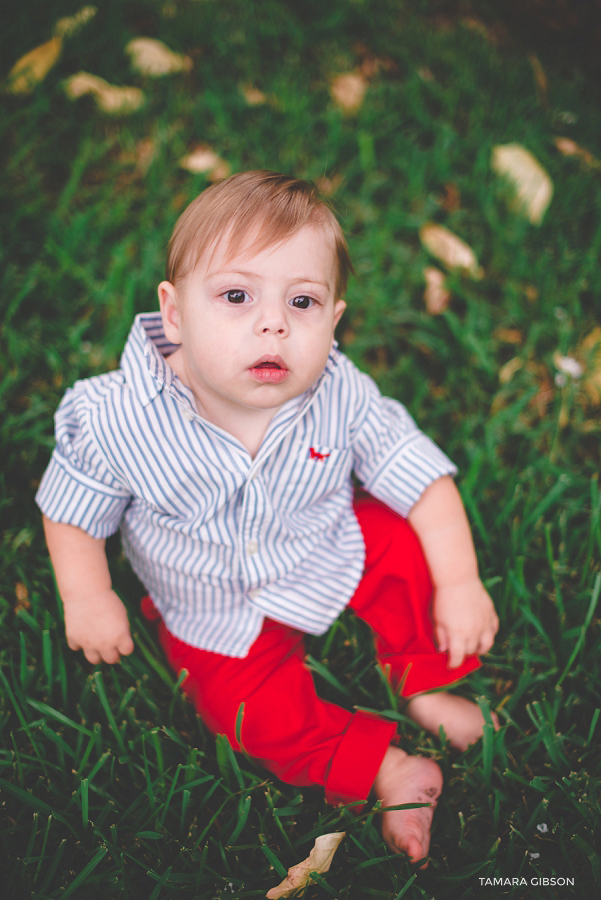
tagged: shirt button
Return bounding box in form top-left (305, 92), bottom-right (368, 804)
top-left (249, 589), bottom-right (260, 600)
top-left (247, 540), bottom-right (259, 555)
top-left (182, 408), bottom-right (194, 421)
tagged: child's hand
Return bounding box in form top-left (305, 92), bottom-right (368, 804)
top-left (64, 588), bottom-right (134, 665)
top-left (432, 579), bottom-right (499, 669)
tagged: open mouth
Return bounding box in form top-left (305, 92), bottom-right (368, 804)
top-left (249, 356), bottom-right (289, 383)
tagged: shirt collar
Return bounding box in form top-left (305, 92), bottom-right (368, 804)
top-left (120, 313), bottom-right (179, 406)
top-left (120, 312), bottom-right (341, 410)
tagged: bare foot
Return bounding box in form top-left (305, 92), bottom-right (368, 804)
top-left (373, 746), bottom-right (442, 866)
top-left (405, 692), bottom-right (499, 751)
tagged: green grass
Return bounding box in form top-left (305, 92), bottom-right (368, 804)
top-left (1, 1), bottom-right (600, 897)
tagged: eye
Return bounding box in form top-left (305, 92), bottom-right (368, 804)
top-left (290, 295), bottom-right (315, 309)
top-left (223, 289), bottom-right (249, 304)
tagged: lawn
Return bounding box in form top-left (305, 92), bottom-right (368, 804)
top-left (1, 1), bottom-right (600, 898)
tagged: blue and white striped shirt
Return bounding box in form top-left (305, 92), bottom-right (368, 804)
top-left (36, 313), bottom-right (457, 657)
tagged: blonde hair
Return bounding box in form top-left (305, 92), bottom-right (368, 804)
top-left (166, 170), bottom-right (353, 298)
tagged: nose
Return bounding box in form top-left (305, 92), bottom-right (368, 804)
top-left (254, 298), bottom-right (289, 337)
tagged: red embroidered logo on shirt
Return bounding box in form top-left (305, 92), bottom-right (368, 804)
top-left (309, 447), bottom-right (330, 461)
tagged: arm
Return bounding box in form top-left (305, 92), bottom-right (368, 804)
top-left (43, 516), bottom-right (134, 664)
top-left (407, 476), bottom-right (499, 668)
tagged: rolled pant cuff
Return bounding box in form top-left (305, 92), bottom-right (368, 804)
top-left (325, 710), bottom-right (397, 806)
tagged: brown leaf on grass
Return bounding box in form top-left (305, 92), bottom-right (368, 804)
top-left (125, 38), bottom-right (192, 76)
top-left (460, 17), bottom-right (506, 44)
top-left (498, 357), bottom-right (523, 385)
top-left (6, 6), bottom-right (97, 94)
top-left (266, 833), bottom-right (346, 899)
top-left (240, 83), bottom-right (267, 106)
top-left (528, 54), bottom-right (549, 109)
top-left (417, 67), bottom-right (435, 82)
top-left (527, 361), bottom-right (555, 418)
top-left (357, 53), bottom-right (397, 79)
top-left (65, 73), bottom-right (145, 114)
top-left (180, 146), bottom-right (230, 180)
top-left (419, 224), bottom-right (483, 279)
top-left (492, 358), bottom-right (554, 416)
top-left (491, 143), bottom-right (553, 225)
top-left (439, 182), bottom-right (461, 213)
top-left (6, 37), bottom-right (62, 94)
top-left (15, 583), bottom-right (30, 613)
top-left (578, 327), bottom-right (601, 406)
top-left (554, 137), bottom-right (601, 171)
top-left (423, 267), bottom-right (451, 314)
top-left (552, 329), bottom-right (601, 418)
top-left (54, 6), bottom-right (97, 38)
top-left (316, 174), bottom-right (344, 196)
top-left (494, 328), bottom-right (524, 345)
top-left (330, 73), bottom-right (367, 114)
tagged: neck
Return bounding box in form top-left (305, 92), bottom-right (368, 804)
top-left (203, 403), bottom-right (278, 458)
top-left (165, 347), bottom-right (279, 458)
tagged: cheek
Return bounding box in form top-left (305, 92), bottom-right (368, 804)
top-left (186, 324), bottom-right (232, 366)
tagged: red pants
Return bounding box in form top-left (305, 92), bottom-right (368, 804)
top-left (141, 493), bottom-right (479, 805)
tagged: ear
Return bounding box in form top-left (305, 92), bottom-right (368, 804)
top-left (158, 281), bottom-right (182, 344)
top-left (333, 298), bottom-right (346, 329)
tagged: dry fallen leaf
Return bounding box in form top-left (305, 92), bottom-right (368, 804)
top-left (240, 83), bottom-right (267, 106)
top-left (266, 833), bottom-right (346, 899)
top-left (6, 37), bottom-right (62, 94)
top-left (579, 326), bottom-right (601, 406)
top-left (494, 327), bottom-right (524, 345)
top-left (330, 73), bottom-right (367, 114)
top-left (498, 357), bottom-right (523, 385)
top-left (439, 182), bottom-right (461, 213)
top-left (64, 72), bottom-right (145, 114)
top-left (6, 6), bottom-right (97, 94)
top-left (419, 224), bottom-right (483, 279)
top-left (423, 267), bottom-right (451, 314)
top-left (460, 17), bottom-right (503, 44)
top-left (125, 37), bottom-right (192, 76)
top-left (528, 53), bottom-right (548, 109)
top-left (491, 143), bottom-right (553, 225)
top-left (15, 582), bottom-right (30, 612)
top-left (554, 137), bottom-right (601, 171)
top-left (316, 174), bottom-right (343, 196)
top-left (54, 6), bottom-right (97, 38)
top-left (417, 67), bottom-right (435, 82)
top-left (179, 146), bottom-right (230, 180)
top-left (527, 361), bottom-right (555, 418)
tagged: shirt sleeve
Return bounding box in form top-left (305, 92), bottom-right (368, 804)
top-left (351, 371), bottom-right (457, 517)
top-left (35, 383), bottom-right (132, 538)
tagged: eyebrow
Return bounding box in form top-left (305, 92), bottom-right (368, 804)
top-left (207, 269), bottom-right (332, 290)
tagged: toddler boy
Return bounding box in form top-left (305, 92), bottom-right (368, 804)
top-left (37, 170), bottom-right (499, 865)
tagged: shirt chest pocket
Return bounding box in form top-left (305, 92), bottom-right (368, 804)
top-left (270, 444), bottom-right (352, 510)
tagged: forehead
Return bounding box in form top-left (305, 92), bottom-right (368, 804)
top-left (200, 220), bottom-right (338, 276)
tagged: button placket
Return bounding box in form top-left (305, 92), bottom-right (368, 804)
top-left (240, 467), bottom-right (268, 591)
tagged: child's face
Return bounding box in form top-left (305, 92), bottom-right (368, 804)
top-left (158, 224), bottom-right (346, 421)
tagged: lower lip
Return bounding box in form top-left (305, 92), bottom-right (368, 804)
top-left (249, 365), bottom-right (290, 384)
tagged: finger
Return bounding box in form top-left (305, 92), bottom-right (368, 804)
top-left (118, 635), bottom-right (134, 657)
top-left (102, 647), bottom-right (121, 665)
top-left (477, 630), bottom-right (496, 655)
top-left (84, 649), bottom-right (101, 664)
top-left (447, 640), bottom-right (466, 669)
top-left (434, 624), bottom-right (448, 653)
